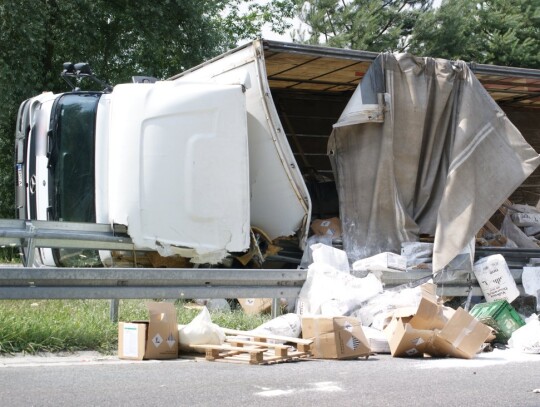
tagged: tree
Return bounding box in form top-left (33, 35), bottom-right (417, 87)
top-left (0, 0), bottom-right (294, 219)
top-left (291, 0), bottom-right (433, 52)
top-left (409, 0), bottom-right (540, 68)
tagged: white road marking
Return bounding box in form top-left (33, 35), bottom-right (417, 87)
top-left (255, 381), bottom-right (344, 398)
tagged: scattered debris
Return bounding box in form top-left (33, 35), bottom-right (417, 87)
top-left (189, 338), bottom-right (310, 365)
top-left (238, 298), bottom-right (273, 315)
top-left (296, 261), bottom-right (383, 316)
top-left (384, 284), bottom-right (492, 359)
top-left (352, 252), bottom-right (407, 274)
top-left (249, 313), bottom-right (302, 341)
top-left (184, 327), bottom-right (312, 365)
top-left (178, 307), bottom-right (225, 353)
top-left (311, 217), bottom-right (342, 240)
top-left (508, 314), bottom-right (540, 354)
top-left (522, 267), bottom-right (540, 312)
top-left (301, 316), bottom-right (371, 359)
top-left (473, 255), bottom-right (520, 303)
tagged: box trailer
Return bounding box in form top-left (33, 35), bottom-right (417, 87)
top-left (171, 39), bottom-right (540, 272)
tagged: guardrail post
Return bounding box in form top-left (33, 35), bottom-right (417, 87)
top-left (271, 298), bottom-right (281, 318)
top-left (24, 222), bottom-right (36, 267)
top-left (110, 299), bottom-right (119, 322)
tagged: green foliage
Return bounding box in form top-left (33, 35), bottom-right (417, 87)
top-left (292, 0), bottom-right (538, 68)
top-left (409, 0), bottom-right (540, 68)
top-left (0, 0), bottom-right (294, 220)
top-left (0, 300), bottom-right (119, 354)
top-left (0, 299), bottom-right (270, 354)
top-left (292, 0), bottom-right (433, 52)
top-left (0, 246), bottom-right (21, 263)
top-left (223, 0), bottom-right (296, 42)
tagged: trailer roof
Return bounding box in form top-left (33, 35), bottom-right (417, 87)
top-left (262, 40), bottom-right (540, 110)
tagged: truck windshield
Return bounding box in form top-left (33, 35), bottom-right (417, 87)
top-left (49, 93), bottom-right (102, 267)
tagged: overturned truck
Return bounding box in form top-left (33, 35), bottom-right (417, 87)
top-left (15, 39), bottom-right (540, 272)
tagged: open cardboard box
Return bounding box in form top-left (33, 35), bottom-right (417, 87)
top-left (302, 316), bottom-right (371, 359)
top-left (238, 298), bottom-right (272, 315)
top-left (118, 302), bottom-right (179, 360)
top-left (384, 283), bottom-right (491, 359)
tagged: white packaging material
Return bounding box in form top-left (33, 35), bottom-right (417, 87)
top-left (250, 313), bottom-right (301, 342)
top-left (501, 214), bottom-right (539, 248)
top-left (178, 307), bottom-right (225, 352)
top-left (296, 263), bottom-right (383, 316)
top-left (351, 285), bottom-right (423, 330)
top-left (473, 254), bottom-right (520, 303)
top-left (508, 314), bottom-right (540, 353)
top-left (510, 212), bottom-right (540, 227)
top-left (352, 252), bottom-right (407, 273)
top-left (361, 325), bottom-right (391, 354)
top-left (401, 242), bottom-right (433, 267)
top-left (522, 266), bottom-right (540, 311)
top-left (311, 243), bottom-right (350, 273)
top-left (524, 224), bottom-right (540, 237)
top-left (299, 235), bottom-right (333, 269)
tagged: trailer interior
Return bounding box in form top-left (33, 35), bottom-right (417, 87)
top-left (262, 40), bottom-right (540, 214)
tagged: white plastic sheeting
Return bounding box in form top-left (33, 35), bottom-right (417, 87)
top-left (329, 53), bottom-right (540, 272)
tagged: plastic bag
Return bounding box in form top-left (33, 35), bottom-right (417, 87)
top-left (311, 243), bottom-right (350, 273)
top-left (297, 262), bottom-right (383, 316)
top-left (178, 307), bottom-right (225, 353)
top-left (299, 235), bottom-right (333, 269)
top-left (250, 313), bottom-right (302, 342)
top-left (508, 314), bottom-right (540, 354)
top-left (351, 285), bottom-right (423, 330)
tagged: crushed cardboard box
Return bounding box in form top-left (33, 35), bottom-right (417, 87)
top-left (384, 284), bottom-right (491, 359)
top-left (238, 298), bottom-right (272, 315)
top-left (118, 302), bottom-right (179, 360)
top-left (301, 316), bottom-right (371, 359)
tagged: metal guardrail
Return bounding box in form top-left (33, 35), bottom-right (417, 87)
top-left (0, 266), bottom-right (525, 300)
top-left (0, 220), bottom-right (134, 266)
top-left (0, 267), bottom-right (306, 300)
top-left (379, 268), bottom-right (524, 297)
top-left (0, 219), bottom-right (535, 302)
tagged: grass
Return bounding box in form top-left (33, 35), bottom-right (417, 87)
top-left (0, 299), bottom-right (271, 355)
top-left (0, 246), bottom-right (22, 264)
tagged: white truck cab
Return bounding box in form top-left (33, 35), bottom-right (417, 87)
top-left (15, 62), bottom-right (310, 267)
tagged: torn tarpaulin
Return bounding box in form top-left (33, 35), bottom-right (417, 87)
top-left (328, 53), bottom-right (540, 272)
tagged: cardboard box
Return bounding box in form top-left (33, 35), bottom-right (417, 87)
top-left (311, 217), bottom-right (342, 239)
top-left (352, 252), bottom-right (407, 272)
top-left (118, 322), bottom-right (147, 360)
top-left (431, 308), bottom-right (493, 358)
top-left (401, 242), bottom-right (433, 267)
top-left (118, 302), bottom-right (179, 360)
top-left (301, 316), bottom-right (371, 359)
top-left (238, 298), bottom-right (272, 315)
top-left (384, 283), bottom-right (491, 359)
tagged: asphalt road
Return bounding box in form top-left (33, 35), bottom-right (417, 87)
top-left (1, 349), bottom-right (539, 407)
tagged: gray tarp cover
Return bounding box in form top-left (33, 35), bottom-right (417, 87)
top-left (329, 53), bottom-right (540, 273)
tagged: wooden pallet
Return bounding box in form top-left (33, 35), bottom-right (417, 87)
top-left (186, 329), bottom-right (313, 365)
top-left (220, 328), bottom-right (313, 353)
